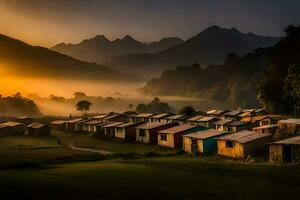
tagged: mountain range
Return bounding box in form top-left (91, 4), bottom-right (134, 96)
top-left (52, 35), bottom-right (183, 64)
top-left (104, 26), bottom-right (281, 78)
top-left (0, 34), bottom-right (124, 81)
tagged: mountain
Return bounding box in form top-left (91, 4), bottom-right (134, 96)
top-left (139, 47), bottom-right (273, 108)
top-left (105, 26), bottom-right (280, 78)
top-left (51, 35), bottom-right (183, 64)
top-left (0, 34), bottom-right (125, 81)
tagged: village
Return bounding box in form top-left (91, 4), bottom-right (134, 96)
top-left (1, 108), bottom-right (300, 164)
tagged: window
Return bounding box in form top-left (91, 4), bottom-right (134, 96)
top-left (160, 134), bottom-right (167, 141)
top-left (226, 141), bottom-right (234, 148)
top-left (139, 129), bottom-right (146, 137)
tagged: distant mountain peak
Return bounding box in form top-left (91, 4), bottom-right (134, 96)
top-left (92, 34), bottom-right (111, 42)
top-left (122, 35), bottom-right (138, 42)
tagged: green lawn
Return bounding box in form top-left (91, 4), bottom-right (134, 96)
top-left (1, 131), bottom-right (300, 199)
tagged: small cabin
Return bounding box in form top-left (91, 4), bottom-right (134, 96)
top-left (157, 125), bottom-right (206, 148)
top-left (196, 117), bottom-right (219, 128)
top-left (93, 114), bottom-right (111, 122)
top-left (277, 118), bottom-right (300, 134)
top-left (0, 121), bottom-right (26, 135)
top-left (165, 115), bottom-right (189, 124)
top-left (50, 120), bottom-right (67, 131)
top-left (65, 118), bottom-right (87, 132)
top-left (186, 116), bottom-right (204, 126)
top-left (102, 114), bottom-right (127, 123)
top-left (183, 129), bottom-right (228, 154)
top-left (130, 113), bottom-right (154, 123)
top-left (135, 122), bottom-right (179, 144)
top-left (27, 122), bottom-right (51, 136)
top-left (102, 122), bottom-right (125, 137)
top-left (223, 120), bottom-right (253, 133)
top-left (269, 136), bottom-right (300, 164)
top-left (217, 130), bottom-right (272, 159)
top-left (148, 113), bottom-right (173, 123)
top-left (206, 110), bottom-right (229, 119)
top-left (82, 120), bottom-right (104, 133)
top-left (214, 119), bottom-right (232, 131)
top-left (253, 124), bottom-right (278, 134)
top-left (114, 122), bottom-right (144, 141)
top-left (223, 110), bottom-right (243, 120)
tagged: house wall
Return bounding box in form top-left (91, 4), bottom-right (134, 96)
top-left (243, 136), bottom-right (272, 157)
top-left (269, 144), bottom-right (283, 163)
top-left (183, 137), bottom-right (192, 153)
top-left (136, 129), bottom-right (150, 143)
top-left (115, 128), bottom-right (125, 139)
top-left (157, 133), bottom-right (174, 148)
top-left (217, 140), bottom-right (244, 158)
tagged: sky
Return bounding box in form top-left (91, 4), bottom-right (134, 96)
top-left (0, 0), bottom-right (300, 47)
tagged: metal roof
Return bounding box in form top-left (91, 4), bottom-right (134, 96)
top-left (29, 122), bottom-right (48, 129)
top-left (115, 122), bottom-right (142, 128)
top-left (187, 115), bottom-right (204, 121)
top-left (0, 121), bottom-right (23, 127)
top-left (102, 122), bottom-right (124, 128)
top-left (93, 114), bottom-right (110, 119)
top-left (151, 113), bottom-right (172, 119)
top-left (83, 120), bottom-right (104, 125)
top-left (206, 110), bottom-right (217, 114)
top-left (278, 118), bottom-right (300, 124)
top-left (218, 130), bottom-right (271, 144)
top-left (135, 113), bottom-right (154, 118)
top-left (184, 129), bottom-right (227, 139)
top-left (253, 124), bottom-right (278, 130)
top-left (214, 119), bottom-right (232, 125)
top-left (226, 120), bottom-right (248, 127)
top-left (225, 110), bottom-right (242, 116)
top-left (51, 120), bottom-right (66, 125)
top-left (166, 114), bottom-right (185, 120)
top-left (136, 122), bottom-right (174, 130)
top-left (197, 116), bottom-right (217, 122)
top-left (103, 114), bottom-right (123, 120)
top-left (158, 125), bottom-right (196, 135)
top-left (271, 136), bottom-right (300, 145)
top-left (66, 118), bottom-right (85, 123)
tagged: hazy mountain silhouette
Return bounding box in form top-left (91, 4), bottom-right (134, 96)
top-left (52, 35), bottom-right (183, 64)
top-left (105, 26), bottom-right (280, 78)
top-left (0, 34), bottom-right (126, 81)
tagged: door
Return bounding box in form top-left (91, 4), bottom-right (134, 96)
top-left (191, 139), bottom-right (198, 154)
top-left (283, 145), bottom-right (292, 162)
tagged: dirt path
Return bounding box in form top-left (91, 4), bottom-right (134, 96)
top-left (68, 144), bottom-right (113, 155)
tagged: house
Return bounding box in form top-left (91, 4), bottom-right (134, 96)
top-left (253, 124), bottom-right (278, 134)
top-left (269, 136), bottom-right (300, 164)
top-left (27, 122), bottom-right (51, 136)
top-left (223, 110), bottom-right (243, 120)
top-left (223, 120), bottom-right (253, 133)
top-left (114, 122), bottom-right (144, 141)
top-left (157, 125), bottom-right (206, 148)
top-left (165, 115), bottom-right (189, 124)
top-left (135, 122), bottom-right (179, 144)
top-left (50, 120), bottom-right (67, 131)
top-left (196, 117), bottom-right (219, 128)
top-left (93, 114), bottom-right (111, 122)
top-left (206, 110), bottom-right (229, 118)
top-left (214, 119), bottom-right (232, 131)
top-left (277, 118), bottom-right (300, 134)
top-left (148, 113), bottom-right (173, 123)
top-left (15, 116), bottom-right (36, 126)
top-left (65, 118), bottom-right (87, 132)
top-left (130, 113), bottom-right (154, 123)
top-left (217, 130), bottom-right (272, 159)
top-left (0, 121), bottom-right (26, 135)
top-left (102, 122), bottom-right (125, 137)
top-left (186, 115), bottom-right (204, 126)
top-left (254, 108), bottom-right (266, 116)
top-left (82, 120), bottom-right (105, 133)
top-left (183, 129), bottom-right (228, 154)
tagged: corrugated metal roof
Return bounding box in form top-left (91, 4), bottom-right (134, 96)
top-left (83, 120), bottom-right (103, 125)
top-left (214, 110), bottom-right (229, 115)
top-left (66, 118), bottom-right (85, 123)
top-left (184, 129), bottom-right (227, 139)
top-left (272, 136), bottom-right (300, 145)
top-left (93, 114), bottom-right (110, 119)
top-left (151, 113), bottom-right (172, 119)
top-left (51, 120), bottom-right (66, 125)
top-left (218, 130), bottom-right (271, 144)
top-left (158, 125), bottom-right (196, 135)
top-left (226, 120), bottom-right (248, 127)
top-left (115, 122), bottom-right (141, 128)
top-left (253, 124), bottom-right (278, 130)
top-left (29, 122), bottom-right (48, 129)
top-left (136, 122), bottom-right (173, 130)
top-left (197, 116), bottom-right (217, 122)
top-left (0, 121), bottom-right (23, 127)
top-left (104, 114), bottom-right (123, 120)
top-left (225, 110), bottom-right (242, 116)
top-left (102, 122), bottom-right (124, 128)
top-left (135, 113), bottom-right (154, 118)
top-left (187, 115), bottom-right (203, 121)
top-left (166, 114), bottom-right (185, 120)
top-left (214, 119), bottom-right (232, 125)
top-left (239, 112), bottom-right (252, 117)
top-left (206, 110), bottom-right (217, 114)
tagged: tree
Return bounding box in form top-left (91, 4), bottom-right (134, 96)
top-left (258, 25), bottom-right (300, 114)
top-left (75, 100), bottom-right (92, 115)
top-left (135, 97), bottom-right (174, 113)
top-left (178, 106), bottom-right (196, 116)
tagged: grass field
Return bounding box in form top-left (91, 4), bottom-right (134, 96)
top-left (1, 131), bottom-right (300, 199)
